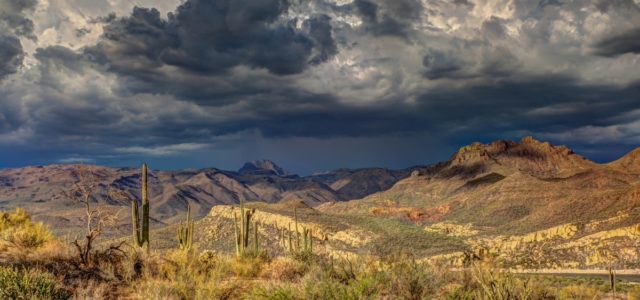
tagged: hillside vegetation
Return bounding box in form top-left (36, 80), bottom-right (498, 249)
top-left (1, 137), bottom-right (640, 298)
top-left (1, 207), bottom-right (639, 299)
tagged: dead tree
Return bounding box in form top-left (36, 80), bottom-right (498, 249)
top-left (63, 165), bottom-right (121, 266)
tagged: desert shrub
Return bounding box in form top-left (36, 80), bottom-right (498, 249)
top-left (349, 272), bottom-right (384, 298)
top-left (71, 280), bottom-right (113, 299)
top-left (558, 284), bottom-right (600, 300)
top-left (0, 208), bottom-right (53, 248)
top-left (260, 257), bottom-right (307, 281)
top-left (249, 284), bottom-right (299, 300)
top-left (445, 286), bottom-right (475, 300)
top-left (302, 275), bottom-right (358, 300)
top-left (386, 259), bottom-right (437, 299)
top-left (136, 249), bottom-right (250, 300)
top-left (224, 255), bottom-right (267, 278)
top-left (464, 266), bottom-right (535, 300)
top-left (628, 286), bottom-right (640, 300)
top-left (0, 266), bottom-right (70, 300)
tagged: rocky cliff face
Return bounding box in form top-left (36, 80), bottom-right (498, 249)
top-left (320, 137), bottom-right (640, 235)
top-left (310, 137), bottom-right (640, 268)
top-left (448, 136), bottom-right (594, 179)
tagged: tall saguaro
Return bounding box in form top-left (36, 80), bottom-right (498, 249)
top-left (142, 163), bottom-right (150, 252)
top-left (132, 163), bottom-right (150, 252)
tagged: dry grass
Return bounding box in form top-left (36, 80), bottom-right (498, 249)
top-left (1, 208), bottom-right (639, 299)
top-left (0, 208), bottom-right (54, 249)
top-left (0, 266), bottom-right (70, 299)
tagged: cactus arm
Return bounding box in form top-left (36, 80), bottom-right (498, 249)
top-left (294, 207), bottom-right (300, 249)
top-left (187, 204), bottom-right (193, 250)
top-left (177, 203), bottom-right (194, 250)
top-left (141, 163), bottom-right (150, 252)
top-left (233, 211), bottom-right (240, 257)
top-left (303, 227), bottom-right (308, 251)
top-left (254, 222), bottom-right (259, 254)
top-left (132, 199), bottom-right (141, 246)
top-left (288, 223), bottom-right (293, 253)
top-left (240, 199), bottom-right (246, 254)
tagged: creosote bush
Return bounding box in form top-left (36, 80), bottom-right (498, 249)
top-left (0, 208), bottom-right (53, 249)
top-left (0, 266), bottom-right (70, 300)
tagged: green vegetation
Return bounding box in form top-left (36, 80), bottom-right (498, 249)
top-left (0, 208), bottom-right (53, 249)
top-left (279, 207), bottom-right (315, 257)
top-left (1, 160), bottom-right (639, 299)
top-left (233, 198), bottom-right (259, 257)
top-left (347, 214), bottom-right (466, 257)
top-left (0, 207), bottom-right (638, 299)
top-left (178, 203), bottom-right (195, 251)
top-left (0, 266), bottom-right (70, 300)
top-left (132, 163), bottom-right (151, 252)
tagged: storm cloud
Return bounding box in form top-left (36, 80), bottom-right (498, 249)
top-left (593, 27), bottom-right (640, 57)
top-left (86, 0), bottom-right (337, 77)
top-left (0, 0), bottom-right (36, 79)
top-left (0, 0), bottom-right (639, 174)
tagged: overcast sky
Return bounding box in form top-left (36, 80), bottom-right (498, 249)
top-left (0, 0), bottom-right (639, 174)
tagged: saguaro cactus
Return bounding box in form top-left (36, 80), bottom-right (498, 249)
top-left (284, 206), bottom-right (314, 255)
top-left (178, 203), bottom-right (194, 251)
top-left (609, 267), bottom-right (616, 296)
top-left (302, 227), bottom-right (313, 253)
top-left (253, 221), bottom-right (259, 254)
top-left (132, 163), bottom-right (150, 252)
top-left (233, 198), bottom-right (257, 257)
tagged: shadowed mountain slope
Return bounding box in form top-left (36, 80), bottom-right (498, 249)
top-left (318, 137), bottom-right (640, 235)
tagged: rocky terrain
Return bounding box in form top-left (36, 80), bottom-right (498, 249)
top-left (313, 137), bottom-right (640, 268)
top-left (0, 159), bottom-right (411, 235)
top-left (2, 137), bottom-right (640, 269)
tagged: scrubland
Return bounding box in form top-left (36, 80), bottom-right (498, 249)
top-left (0, 208), bottom-right (638, 300)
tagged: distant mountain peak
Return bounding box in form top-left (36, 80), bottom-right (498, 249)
top-left (238, 160), bottom-right (290, 176)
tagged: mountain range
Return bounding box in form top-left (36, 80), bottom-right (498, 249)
top-left (2, 137), bottom-right (640, 268)
top-left (0, 159), bottom-right (411, 231)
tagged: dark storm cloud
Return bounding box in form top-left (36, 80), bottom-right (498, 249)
top-left (0, 34), bottom-right (24, 79)
top-left (304, 14), bottom-right (338, 65)
top-left (0, 0), bottom-right (37, 80)
top-left (453, 0), bottom-right (474, 9)
top-left (213, 77), bottom-right (640, 156)
top-left (481, 17), bottom-right (507, 39)
top-left (422, 49), bottom-right (465, 80)
top-left (85, 0), bottom-right (337, 81)
top-left (0, 0), bottom-right (37, 39)
top-left (592, 27), bottom-right (640, 57)
top-left (421, 40), bottom-right (519, 80)
top-left (593, 0), bottom-right (639, 13)
top-left (353, 0), bottom-right (422, 38)
top-left (3, 0), bottom-right (640, 171)
top-left (589, 0), bottom-right (640, 56)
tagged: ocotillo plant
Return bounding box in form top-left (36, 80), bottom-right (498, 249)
top-left (233, 198), bottom-right (257, 257)
top-left (178, 203), bottom-right (194, 251)
top-left (132, 163), bottom-right (150, 252)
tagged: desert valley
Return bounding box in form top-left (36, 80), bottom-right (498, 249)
top-left (2, 0), bottom-right (640, 298)
top-left (1, 137), bottom-right (640, 298)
